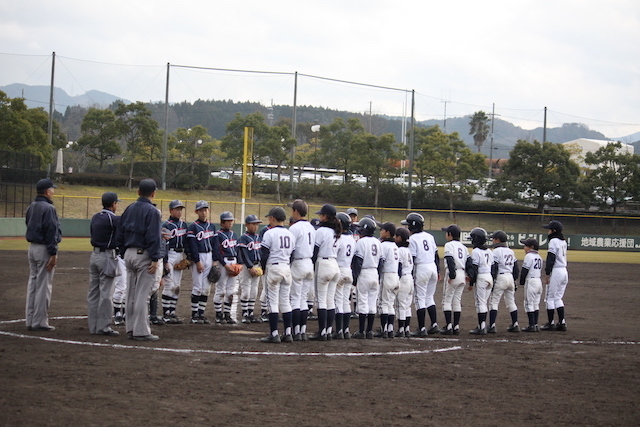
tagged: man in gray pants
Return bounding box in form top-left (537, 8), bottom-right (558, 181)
top-left (88, 192), bottom-right (121, 336)
top-left (25, 178), bottom-right (62, 332)
top-left (116, 179), bottom-right (163, 341)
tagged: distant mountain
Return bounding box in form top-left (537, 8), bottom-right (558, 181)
top-left (2, 83), bottom-right (633, 158)
top-left (0, 83), bottom-right (129, 113)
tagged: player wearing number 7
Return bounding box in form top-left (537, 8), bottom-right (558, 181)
top-left (487, 230), bottom-right (520, 333)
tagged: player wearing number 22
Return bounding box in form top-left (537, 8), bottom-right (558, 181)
top-left (260, 207), bottom-right (296, 343)
top-left (488, 230), bottom-right (520, 333)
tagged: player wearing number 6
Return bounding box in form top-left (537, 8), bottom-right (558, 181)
top-left (440, 224), bottom-right (468, 335)
top-left (488, 231), bottom-right (520, 333)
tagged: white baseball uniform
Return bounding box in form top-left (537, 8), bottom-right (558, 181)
top-left (470, 247), bottom-right (492, 314)
top-left (289, 219), bottom-right (315, 311)
top-left (396, 245), bottom-right (414, 320)
top-left (354, 236), bottom-right (382, 314)
top-left (545, 237), bottom-right (568, 310)
top-left (314, 226), bottom-right (340, 311)
top-left (489, 246), bottom-right (518, 312)
top-left (442, 239), bottom-right (468, 312)
top-left (409, 231), bottom-right (438, 310)
top-left (521, 250), bottom-right (543, 313)
top-left (261, 226), bottom-right (296, 314)
top-left (336, 232), bottom-right (356, 314)
top-left (379, 240), bottom-right (400, 315)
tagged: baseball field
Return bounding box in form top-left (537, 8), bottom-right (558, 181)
top-left (1, 248), bottom-right (638, 426)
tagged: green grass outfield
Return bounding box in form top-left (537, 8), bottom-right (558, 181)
top-left (1, 237), bottom-right (637, 264)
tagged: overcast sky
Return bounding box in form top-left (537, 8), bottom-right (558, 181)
top-left (1, 1), bottom-right (639, 139)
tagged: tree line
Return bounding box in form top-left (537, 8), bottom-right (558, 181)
top-left (1, 90), bottom-right (638, 212)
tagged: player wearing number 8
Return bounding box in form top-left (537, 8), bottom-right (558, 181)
top-left (488, 230), bottom-right (520, 333)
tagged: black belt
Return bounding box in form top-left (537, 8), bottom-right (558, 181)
top-left (321, 257), bottom-right (331, 260)
top-left (93, 247), bottom-right (108, 252)
top-left (170, 248), bottom-right (184, 253)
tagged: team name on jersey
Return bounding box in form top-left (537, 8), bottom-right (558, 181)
top-left (196, 230), bottom-right (215, 241)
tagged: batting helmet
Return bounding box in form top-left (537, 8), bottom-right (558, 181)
top-left (358, 217), bottom-right (377, 236)
top-left (336, 212), bottom-right (351, 231)
top-left (470, 227), bottom-right (488, 247)
top-left (220, 211), bottom-right (235, 221)
top-left (490, 230), bottom-right (508, 242)
top-left (401, 212), bottom-right (424, 232)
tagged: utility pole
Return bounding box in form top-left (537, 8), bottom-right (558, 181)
top-left (407, 90), bottom-right (415, 210)
top-left (442, 100), bottom-right (447, 133)
top-left (290, 72), bottom-right (298, 195)
top-left (487, 103), bottom-right (500, 179)
top-left (543, 106), bottom-right (547, 143)
top-left (46, 52), bottom-right (55, 178)
top-left (162, 63), bottom-right (170, 190)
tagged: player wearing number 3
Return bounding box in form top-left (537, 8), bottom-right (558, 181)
top-left (488, 230), bottom-right (520, 333)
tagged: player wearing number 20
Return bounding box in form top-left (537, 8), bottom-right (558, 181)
top-left (488, 230), bottom-right (520, 333)
top-left (440, 224), bottom-right (468, 335)
top-left (259, 207), bottom-right (296, 343)
top-left (401, 213), bottom-right (440, 337)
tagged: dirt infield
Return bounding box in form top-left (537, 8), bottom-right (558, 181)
top-left (1, 251), bottom-right (639, 426)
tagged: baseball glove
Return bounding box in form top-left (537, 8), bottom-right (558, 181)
top-left (174, 259), bottom-right (192, 271)
top-left (208, 265), bottom-right (221, 283)
top-left (227, 263), bottom-right (243, 277)
top-left (252, 266), bottom-right (264, 277)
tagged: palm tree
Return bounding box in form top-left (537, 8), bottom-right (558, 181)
top-left (469, 111), bottom-right (490, 153)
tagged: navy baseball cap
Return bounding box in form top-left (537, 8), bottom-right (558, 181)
top-left (245, 214), bottom-right (262, 224)
top-left (169, 199), bottom-right (185, 209)
top-left (101, 192), bottom-right (120, 208)
top-left (316, 204), bottom-right (337, 217)
top-left (380, 222), bottom-right (397, 236)
top-left (520, 238), bottom-right (539, 250)
top-left (441, 224), bottom-right (461, 238)
top-left (220, 211), bottom-right (235, 221)
top-left (266, 207), bottom-right (287, 221)
top-left (543, 220), bottom-right (563, 232)
top-left (36, 178), bottom-right (57, 192)
top-left (195, 200), bottom-right (209, 210)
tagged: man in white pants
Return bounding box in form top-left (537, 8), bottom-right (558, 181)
top-left (377, 222), bottom-right (400, 338)
top-left (541, 220), bottom-right (569, 331)
top-left (334, 212), bottom-right (356, 339)
top-left (440, 224), bottom-right (468, 335)
top-left (259, 207), bottom-right (296, 343)
top-left (519, 238), bottom-right (543, 332)
top-left (488, 230), bottom-right (520, 333)
top-left (467, 228), bottom-right (493, 335)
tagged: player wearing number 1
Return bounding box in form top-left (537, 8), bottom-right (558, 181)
top-left (488, 230), bottom-right (520, 333)
top-left (440, 224), bottom-right (468, 335)
top-left (401, 213), bottom-right (440, 337)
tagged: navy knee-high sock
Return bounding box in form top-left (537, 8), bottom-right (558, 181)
top-left (527, 311), bottom-right (535, 327)
top-left (444, 310), bottom-right (452, 326)
top-left (534, 310), bottom-right (540, 325)
top-left (417, 308), bottom-right (426, 330)
top-left (268, 312), bottom-right (279, 335)
top-left (282, 311), bottom-right (292, 335)
top-left (453, 311), bottom-right (461, 328)
top-left (366, 314), bottom-right (375, 332)
top-left (380, 314), bottom-right (389, 331)
top-left (405, 316), bottom-right (411, 331)
top-left (489, 309), bottom-right (498, 327)
top-left (300, 309), bottom-right (309, 326)
top-left (292, 308), bottom-right (300, 328)
top-left (547, 309), bottom-right (555, 324)
top-left (557, 306), bottom-right (565, 324)
top-left (510, 310), bottom-right (518, 325)
top-left (358, 313), bottom-right (367, 333)
top-left (343, 313), bottom-right (351, 332)
top-left (427, 305), bottom-right (437, 326)
top-left (318, 308), bottom-right (327, 334)
top-left (326, 309), bottom-right (335, 333)
top-left (387, 315), bottom-right (395, 332)
top-left (335, 312), bottom-right (343, 333)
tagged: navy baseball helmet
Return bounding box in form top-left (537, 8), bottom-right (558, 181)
top-left (359, 217), bottom-right (377, 236)
top-left (336, 212), bottom-right (351, 231)
top-left (401, 212), bottom-right (424, 232)
top-left (470, 227), bottom-right (487, 247)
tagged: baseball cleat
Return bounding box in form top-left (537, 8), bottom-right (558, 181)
top-left (200, 316), bottom-right (211, 325)
top-left (453, 327), bottom-right (461, 335)
top-left (540, 323), bottom-right (556, 331)
top-left (555, 323), bottom-right (567, 331)
top-left (260, 314), bottom-right (269, 323)
top-left (99, 328), bottom-right (120, 337)
top-left (150, 316), bottom-right (165, 325)
top-left (224, 314), bottom-right (237, 325)
top-left (300, 333), bottom-right (309, 341)
top-left (114, 315), bottom-right (124, 326)
top-left (521, 325), bottom-right (538, 332)
top-left (332, 331), bottom-right (345, 340)
top-left (132, 334), bottom-right (159, 341)
top-left (487, 325), bottom-right (497, 334)
top-left (309, 332), bottom-right (327, 341)
top-left (281, 334), bottom-right (294, 343)
top-left (426, 325), bottom-right (440, 335)
top-left (28, 325), bottom-right (56, 332)
top-left (293, 333), bottom-right (302, 341)
top-left (260, 334), bottom-right (281, 343)
top-left (395, 330), bottom-right (406, 338)
top-left (440, 328), bottom-right (454, 335)
top-left (469, 326), bottom-right (487, 335)
top-left (343, 331), bottom-right (351, 340)
top-left (373, 330), bottom-right (387, 338)
top-left (410, 330), bottom-right (428, 338)
top-left (242, 315), bottom-right (251, 324)
top-left (404, 330), bottom-right (411, 338)
top-left (366, 331), bottom-right (374, 339)
top-left (507, 324), bottom-right (520, 333)
top-left (250, 315), bottom-right (261, 323)
top-left (351, 331), bottom-right (365, 339)
top-left (189, 317), bottom-right (200, 324)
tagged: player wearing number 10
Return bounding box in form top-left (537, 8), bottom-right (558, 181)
top-left (260, 207), bottom-right (296, 343)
